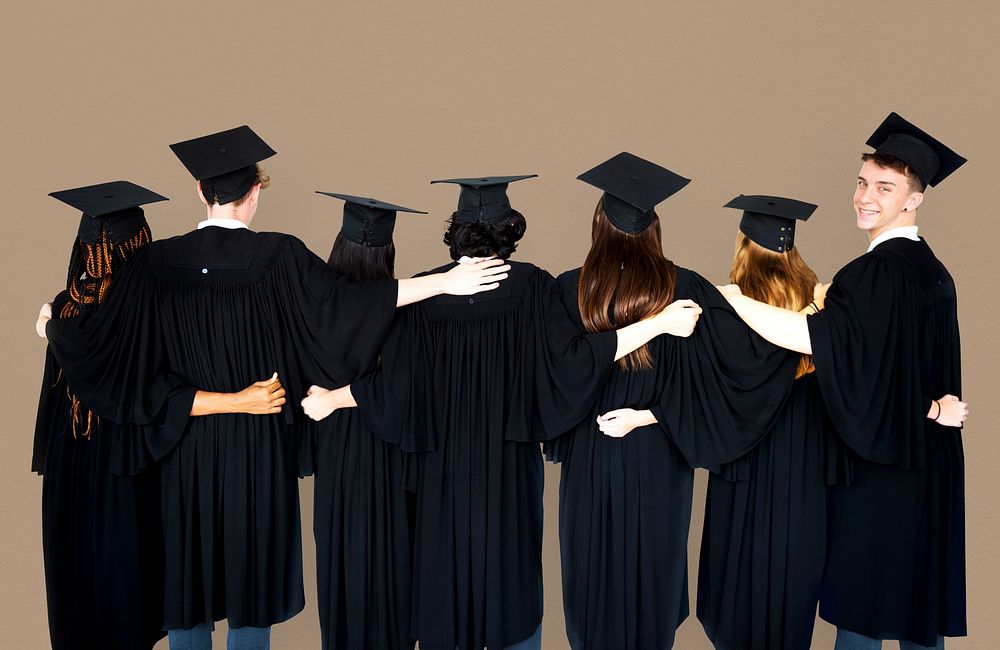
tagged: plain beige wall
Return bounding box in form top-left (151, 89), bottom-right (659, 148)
top-left (2, 1), bottom-right (997, 647)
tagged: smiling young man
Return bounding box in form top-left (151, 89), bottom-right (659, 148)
top-left (719, 113), bottom-right (968, 649)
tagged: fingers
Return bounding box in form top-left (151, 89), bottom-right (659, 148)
top-left (252, 372), bottom-right (279, 387)
top-left (475, 258), bottom-right (507, 269)
top-left (479, 273), bottom-right (509, 284)
top-left (272, 387), bottom-right (286, 400)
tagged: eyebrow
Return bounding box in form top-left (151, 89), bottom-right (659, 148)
top-left (857, 176), bottom-right (896, 186)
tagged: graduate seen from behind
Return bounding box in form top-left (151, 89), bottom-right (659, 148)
top-left (693, 194), bottom-right (832, 650)
top-left (543, 155), bottom-right (804, 650)
top-left (299, 191), bottom-right (430, 650)
top-left (719, 113), bottom-right (968, 649)
top-left (32, 182), bottom-right (285, 650)
top-left (37, 126), bottom-right (509, 650)
top-left (301, 173), bottom-right (702, 650)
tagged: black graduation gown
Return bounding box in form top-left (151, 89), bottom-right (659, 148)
top-left (33, 291), bottom-right (166, 650)
top-left (806, 237), bottom-right (965, 645)
top-left (350, 260), bottom-right (619, 650)
top-left (44, 226), bottom-right (398, 630)
top-left (697, 372), bottom-right (830, 650)
top-left (299, 402), bottom-right (414, 650)
top-left (543, 267), bottom-right (799, 650)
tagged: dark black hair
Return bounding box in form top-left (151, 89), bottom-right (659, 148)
top-left (326, 232), bottom-right (396, 281)
top-left (442, 209), bottom-right (527, 261)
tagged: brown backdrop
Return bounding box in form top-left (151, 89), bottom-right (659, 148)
top-left (2, 1), bottom-right (997, 647)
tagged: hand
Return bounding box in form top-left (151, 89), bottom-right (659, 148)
top-left (716, 284), bottom-right (742, 297)
top-left (597, 408), bottom-right (655, 438)
top-left (232, 373), bottom-right (286, 414)
top-left (813, 283), bottom-right (831, 310)
top-left (442, 258), bottom-right (511, 295)
top-left (654, 299), bottom-right (702, 337)
top-left (36, 302), bottom-right (52, 339)
top-left (301, 384), bottom-right (354, 421)
top-left (933, 394), bottom-right (968, 428)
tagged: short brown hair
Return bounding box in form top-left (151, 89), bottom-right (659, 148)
top-left (231, 164), bottom-right (271, 207)
top-left (861, 153), bottom-right (924, 193)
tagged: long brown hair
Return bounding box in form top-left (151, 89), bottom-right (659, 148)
top-left (729, 231), bottom-right (817, 377)
top-left (578, 199), bottom-right (676, 371)
top-left (59, 217), bottom-right (153, 438)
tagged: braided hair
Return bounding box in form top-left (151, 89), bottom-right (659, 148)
top-left (58, 209), bottom-right (152, 438)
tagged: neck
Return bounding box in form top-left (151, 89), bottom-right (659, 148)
top-left (205, 203), bottom-right (251, 225)
top-left (867, 212), bottom-right (917, 242)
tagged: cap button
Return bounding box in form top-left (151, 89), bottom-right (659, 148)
top-left (201, 268), bottom-right (208, 274)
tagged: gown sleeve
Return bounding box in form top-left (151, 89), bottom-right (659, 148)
top-left (31, 292), bottom-right (70, 474)
top-left (44, 252), bottom-right (197, 464)
top-left (505, 268), bottom-right (618, 441)
top-left (266, 236), bottom-right (399, 426)
top-left (350, 304), bottom-right (436, 451)
top-left (649, 272), bottom-right (800, 468)
top-left (806, 251), bottom-right (927, 469)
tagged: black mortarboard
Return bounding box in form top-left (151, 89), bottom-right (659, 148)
top-left (865, 112), bottom-right (966, 188)
top-left (316, 192), bottom-right (427, 246)
top-left (430, 175), bottom-right (537, 224)
top-left (49, 180), bottom-right (167, 244)
top-left (169, 125), bottom-right (276, 205)
top-left (724, 194), bottom-right (817, 254)
top-left (577, 152), bottom-right (690, 234)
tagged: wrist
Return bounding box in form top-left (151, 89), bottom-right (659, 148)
top-left (435, 270), bottom-right (450, 297)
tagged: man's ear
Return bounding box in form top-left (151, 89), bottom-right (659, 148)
top-left (905, 191), bottom-right (924, 213)
top-left (196, 181), bottom-right (209, 206)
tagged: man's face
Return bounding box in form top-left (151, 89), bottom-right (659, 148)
top-left (854, 159), bottom-right (922, 239)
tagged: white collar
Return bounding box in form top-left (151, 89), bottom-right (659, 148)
top-left (457, 256), bottom-right (476, 264)
top-left (198, 217), bottom-right (249, 230)
top-left (867, 225), bottom-right (919, 253)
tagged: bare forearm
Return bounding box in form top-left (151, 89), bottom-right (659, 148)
top-left (190, 390), bottom-right (237, 416)
top-left (613, 318), bottom-right (660, 361)
top-left (726, 294), bottom-right (813, 355)
top-left (396, 275), bottom-right (446, 307)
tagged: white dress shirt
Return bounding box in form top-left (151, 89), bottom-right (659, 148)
top-left (197, 218), bottom-right (249, 230)
top-left (867, 225), bottom-right (919, 253)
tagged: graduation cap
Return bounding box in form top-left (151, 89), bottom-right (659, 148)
top-left (865, 112), bottom-right (966, 188)
top-left (724, 194), bottom-right (817, 254)
top-left (49, 180), bottom-right (167, 244)
top-left (577, 152), bottom-right (690, 234)
top-left (316, 192), bottom-right (427, 246)
top-left (169, 125), bottom-right (276, 205)
top-left (431, 175), bottom-right (537, 224)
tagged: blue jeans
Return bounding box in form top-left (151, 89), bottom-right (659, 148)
top-left (835, 627), bottom-right (944, 650)
top-left (504, 624), bottom-right (542, 650)
top-left (167, 623), bottom-right (271, 650)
